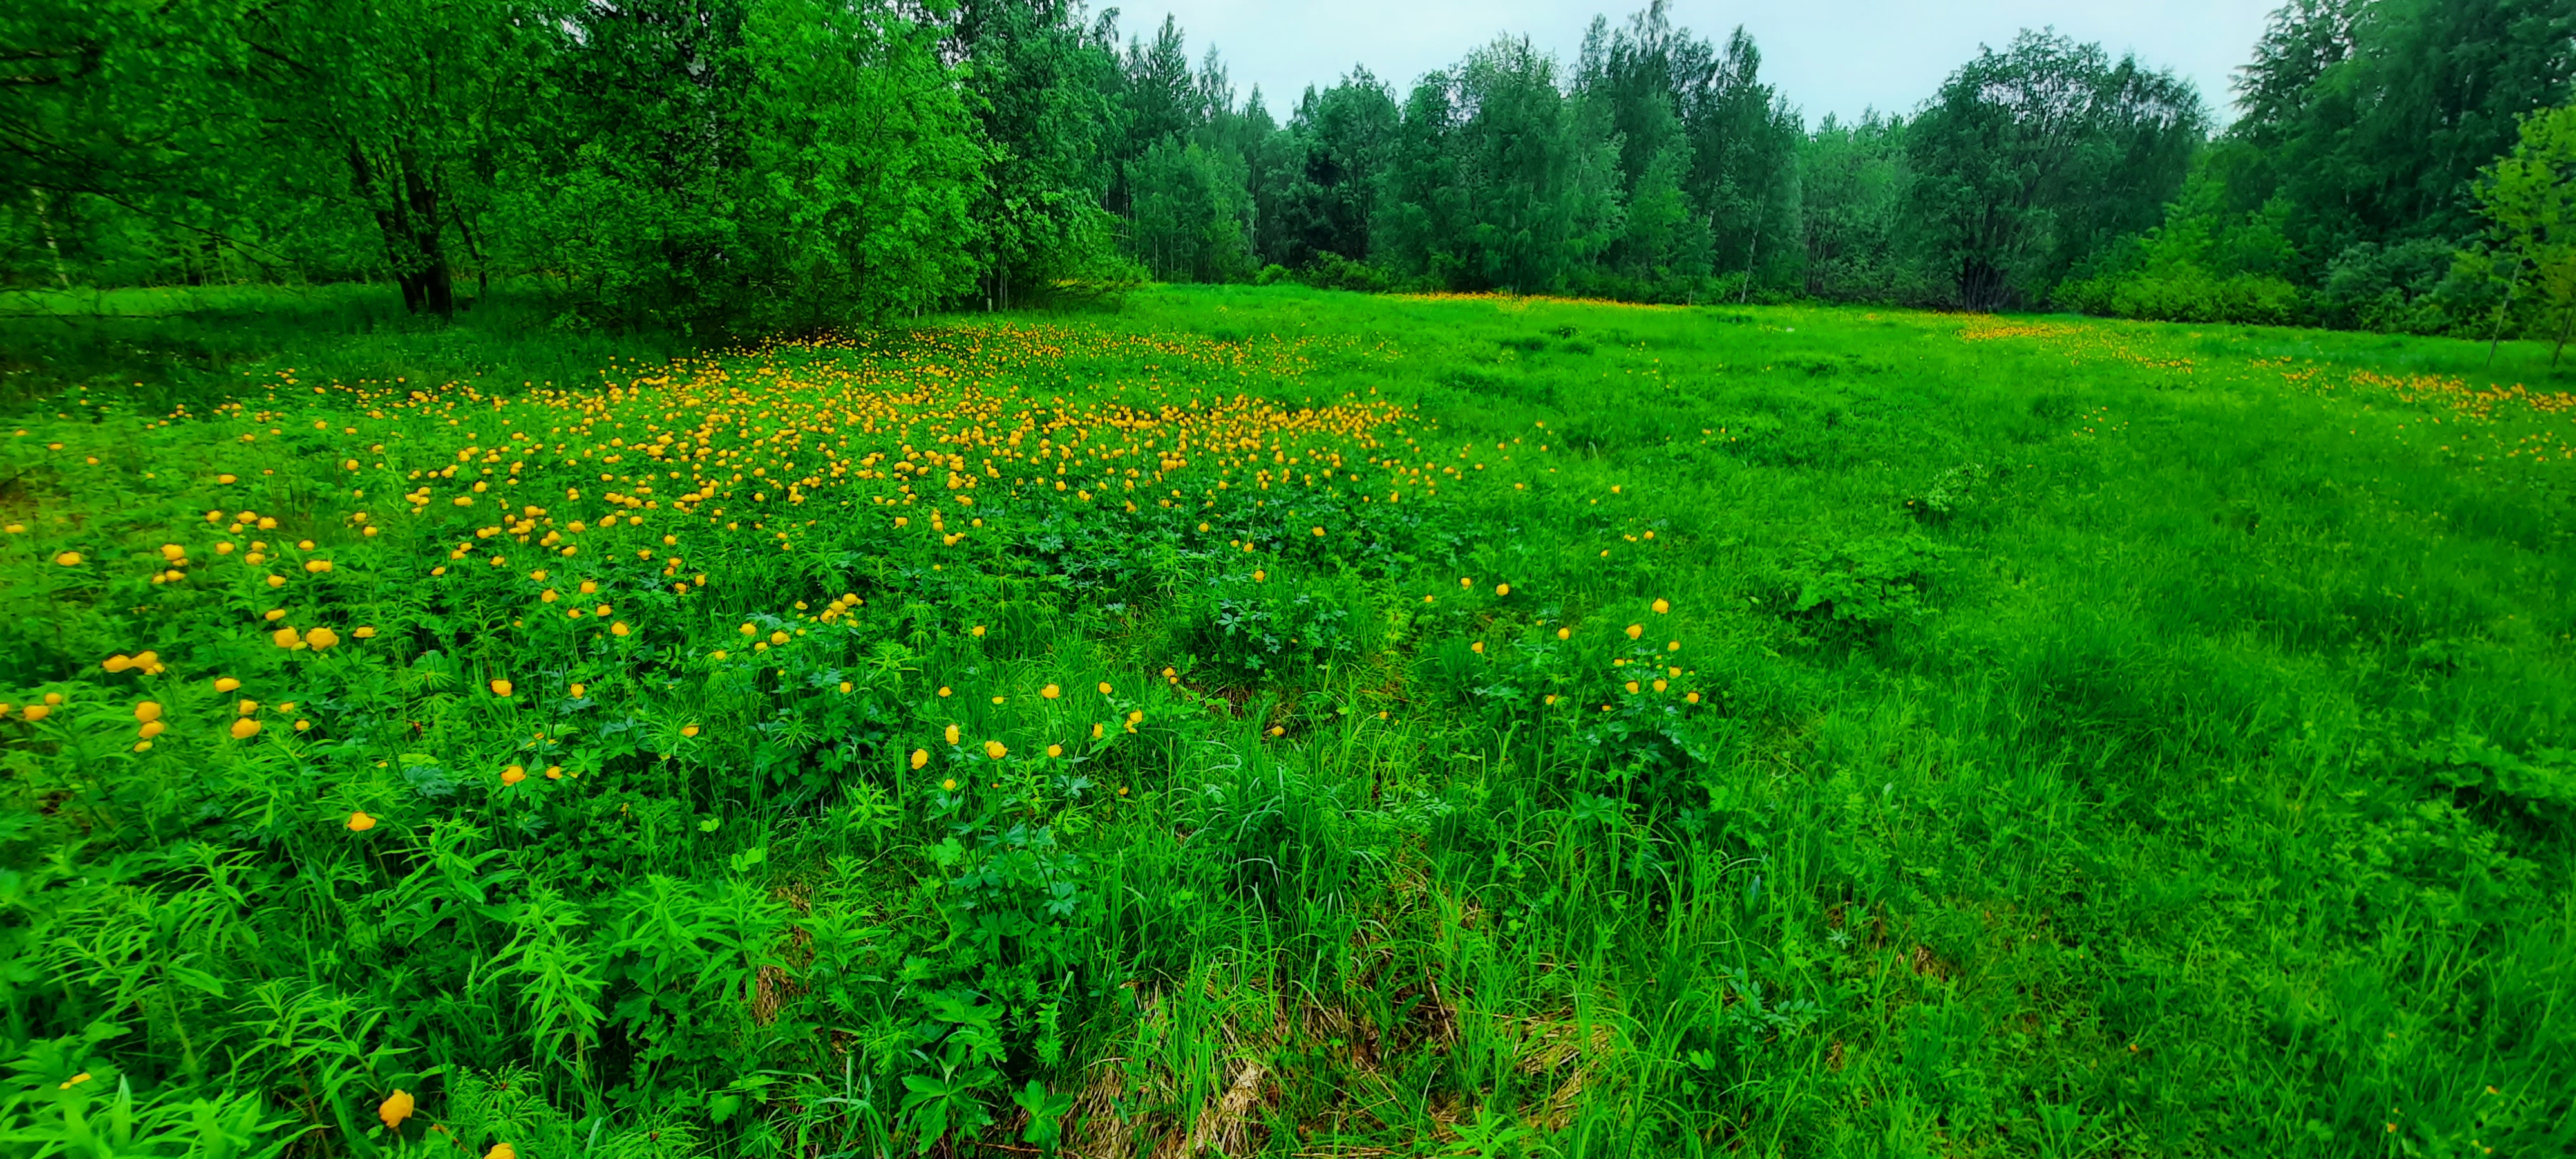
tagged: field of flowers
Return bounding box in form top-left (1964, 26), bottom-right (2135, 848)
top-left (4, 285), bottom-right (2571, 1158)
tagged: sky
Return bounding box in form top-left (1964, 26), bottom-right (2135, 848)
top-left (1114, 1), bottom-right (2279, 128)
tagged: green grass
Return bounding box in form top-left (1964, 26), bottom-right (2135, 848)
top-left (2, 282), bottom-right (2570, 1158)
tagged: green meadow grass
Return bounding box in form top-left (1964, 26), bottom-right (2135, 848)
top-left (1, 283), bottom-right (2570, 1158)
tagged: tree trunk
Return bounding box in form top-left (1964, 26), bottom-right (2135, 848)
top-left (347, 140), bottom-right (455, 317)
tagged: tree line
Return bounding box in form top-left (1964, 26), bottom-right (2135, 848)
top-left (4, 0), bottom-right (2570, 336)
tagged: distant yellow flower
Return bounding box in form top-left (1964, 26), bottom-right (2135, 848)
top-left (769, 630), bottom-right (788, 645)
top-left (1471, 641), bottom-right (1485, 654)
top-left (1557, 627), bottom-right (1572, 640)
top-left (1046, 744), bottom-right (1063, 758)
top-left (53, 552), bottom-right (80, 566)
top-left (944, 723), bottom-right (961, 745)
top-left (238, 699), bottom-right (258, 715)
top-left (1098, 682), bottom-right (1113, 696)
top-left (350, 812), bottom-right (379, 833)
top-left (611, 621), bottom-right (630, 637)
top-left (1496, 583), bottom-right (1510, 596)
top-left (484, 1144), bottom-right (515, 1159)
top-left (1092, 722), bottom-right (1104, 739)
top-left (102, 654), bottom-right (132, 672)
top-left (1685, 692), bottom-right (1701, 704)
top-left (839, 681), bottom-right (854, 693)
top-left (231, 717), bottom-right (261, 739)
top-left (971, 625), bottom-right (987, 637)
top-left (272, 627), bottom-right (301, 649)
top-left (911, 749), bottom-right (929, 769)
top-left (139, 720), bottom-right (165, 739)
top-left (23, 704), bottom-right (50, 723)
top-left (941, 777), bottom-right (958, 791)
top-left (681, 723), bottom-right (701, 738)
top-left (938, 686), bottom-right (952, 697)
top-left (570, 683), bottom-right (587, 698)
top-left (1652, 599), bottom-right (1671, 614)
top-left (984, 740), bottom-right (1008, 760)
top-left (740, 623), bottom-right (757, 636)
top-left (1667, 641), bottom-right (1680, 652)
top-left (501, 765), bottom-right (526, 786)
top-left (135, 701), bottom-right (162, 723)
top-left (305, 627), bottom-right (341, 649)
top-left (1311, 526), bottom-right (1325, 536)
top-left (1625, 681), bottom-right (1641, 694)
top-left (355, 626), bottom-right (377, 639)
top-left (1041, 683), bottom-right (1061, 699)
top-left (1252, 569), bottom-right (1265, 582)
top-left (1625, 624), bottom-right (1643, 640)
top-left (491, 679), bottom-right (513, 697)
top-left (304, 560), bottom-right (332, 574)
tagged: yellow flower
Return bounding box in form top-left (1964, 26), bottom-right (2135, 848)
top-left (769, 630), bottom-right (789, 645)
top-left (1459, 577), bottom-right (1472, 589)
top-left (971, 625), bottom-right (987, 637)
top-left (941, 777), bottom-right (958, 791)
top-left (53, 552), bottom-right (80, 567)
top-left (135, 701), bottom-right (162, 723)
top-left (1311, 525), bottom-right (1325, 536)
top-left (1667, 640), bottom-right (1681, 652)
top-left (1471, 641), bottom-right (1485, 654)
top-left (1091, 722), bottom-right (1104, 739)
top-left (740, 623), bottom-right (758, 636)
top-left (231, 717), bottom-right (261, 739)
top-left (1685, 692), bottom-right (1701, 704)
top-left (1097, 682), bottom-right (1113, 696)
top-left (1252, 569), bottom-right (1265, 582)
top-left (354, 626), bottom-right (376, 639)
top-left (238, 699), bottom-right (259, 715)
top-left (23, 704), bottom-right (50, 723)
top-left (1556, 627), bottom-right (1572, 641)
top-left (501, 765), bottom-right (526, 786)
top-left (1046, 744), bottom-right (1063, 758)
top-left (1625, 624), bottom-right (1643, 640)
top-left (484, 1145), bottom-right (515, 1159)
top-left (984, 740), bottom-right (1008, 760)
top-left (1496, 583), bottom-right (1511, 596)
top-left (305, 560), bottom-right (332, 574)
top-left (912, 748), bottom-right (930, 769)
top-left (305, 627), bottom-right (341, 649)
top-left (944, 723), bottom-right (961, 745)
top-left (611, 621), bottom-right (630, 637)
top-left (102, 654), bottom-right (133, 672)
top-left (570, 683), bottom-right (587, 698)
top-left (1041, 684), bottom-right (1061, 699)
top-left (545, 766), bottom-right (563, 779)
top-left (1625, 681), bottom-right (1641, 694)
top-left (139, 720), bottom-right (165, 739)
top-left (272, 627), bottom-right (301, 648)
top-left (838, 681), bottom-right (854, 693)
top-left (267, 574), bottom-right (286, 588)
top-left (1545, 694), bottom-right (1560, 706)
top-left (1652, 599), bottom-right (1671, 614)
top-left (938, 686), bottom-right (952, 697)
top-left (350, 812), bottom-right (379, 833)
top-left (681, 723), bottom-right (701, 738)
top-left (490, 679), bottom-right (514, 697)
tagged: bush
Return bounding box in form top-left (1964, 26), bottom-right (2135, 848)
top-left (2056, 264), bottom-right (2306, 326)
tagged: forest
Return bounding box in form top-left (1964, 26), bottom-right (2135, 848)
top-left (6, 0), bottom-right (2573, 335)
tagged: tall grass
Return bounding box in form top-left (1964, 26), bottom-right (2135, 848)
top-left (1, 283), bottom-right (2568, 1158)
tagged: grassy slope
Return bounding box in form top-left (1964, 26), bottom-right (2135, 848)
top-left (2, 282), bottom-right (2570, 1158)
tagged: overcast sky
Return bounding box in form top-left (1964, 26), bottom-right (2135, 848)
top-left (1111, 1), bottom-right (2278, 127)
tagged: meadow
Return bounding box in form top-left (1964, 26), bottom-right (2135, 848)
top-left (2, 283), bottom-right (2571, 1158)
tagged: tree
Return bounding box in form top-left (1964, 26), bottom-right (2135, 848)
top-left (949, 0), bottom-right (1123, 306)
top-left (1904, 30), bottom-right (2205, 310)
top-left (2468, 104), bottom-right (2576, 366)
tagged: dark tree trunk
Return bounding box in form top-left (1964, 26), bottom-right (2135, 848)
top-left (348, 140), bottom-right (456, 318)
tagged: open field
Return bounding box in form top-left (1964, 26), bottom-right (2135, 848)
top-left (3, 284), bottom-right (2572, 1158)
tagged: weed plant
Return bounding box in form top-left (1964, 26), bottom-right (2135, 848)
top-left (1, 284), bottom-right (2570, 1157)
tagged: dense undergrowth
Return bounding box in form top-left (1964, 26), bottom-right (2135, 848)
top-left (3, 283), bottom-right (2572, 1158)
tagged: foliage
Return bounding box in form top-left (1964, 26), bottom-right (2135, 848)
top-left (6, 281), bottom-right (2574, 1156)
